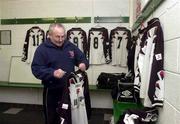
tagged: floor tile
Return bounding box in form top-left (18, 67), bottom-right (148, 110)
top-left (3, 108), bottom-right (23, 114)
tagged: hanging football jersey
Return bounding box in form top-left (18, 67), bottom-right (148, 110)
top-left (110, 27), bottom-right (131, 67)
top-left (67, 28), bottom-right (88, 58)
top-left (68, 72), bottom-right (88, 124)
top-left (127, 35), bottom-right (137, 76)
top-left (134, 18), bottom-right (164, 108)
top-left (134, 32), bottom-right (144, 96)
top-left (21, 26), bottom-right (45, 64)
top-left (147, 18), bottom-right (164, 107)
top-left (88, 27), bottom-right (111, 64)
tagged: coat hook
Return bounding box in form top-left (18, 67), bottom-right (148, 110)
top-left (14, 18), bottom-right (18, 24)
top-left (96, 16), bottom-right (99, 23)
top-left (75, 16), bottom-right (78, 23)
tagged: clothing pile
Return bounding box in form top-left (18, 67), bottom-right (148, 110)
top-left (116, 107), bottom-right (158, 124)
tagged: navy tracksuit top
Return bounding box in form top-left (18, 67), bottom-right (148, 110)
top-left (31, 38), bottom-right (89, 89)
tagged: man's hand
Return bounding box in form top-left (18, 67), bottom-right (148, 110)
top-left (53, 69), bottom-right (66, 79)
top-left (78, 63), bottom-right (86, 71)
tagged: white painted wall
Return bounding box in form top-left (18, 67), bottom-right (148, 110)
top-left (157, 1), bottom-right (180, 124)
top-left (0, 0), bottom-right (130, 108)
top-left (0, 87), bottom-right (113, 108)
top-left (133, 0), bottom-right (180, 124)
top-left (0, 0), bottom-right (1, 26)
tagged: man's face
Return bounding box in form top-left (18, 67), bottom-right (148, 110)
top-left (49, 26), bottom-right (66, 47)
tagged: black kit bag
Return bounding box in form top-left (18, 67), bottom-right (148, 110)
top-left (111, 81), bottom-right (140, 103)
top-left (117, 82), bottom-right (135, 102)
top-left (96, 72), bottom-right (125, 89)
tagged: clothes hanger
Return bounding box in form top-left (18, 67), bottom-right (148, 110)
top-left (73, 16), bottom-right (81, 28)
top-left (32, 26), bottom-right (39, 28)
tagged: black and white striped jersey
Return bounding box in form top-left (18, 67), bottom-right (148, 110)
top-left (134, 18), bottom-right (164, 108)
top-left (67, 28), bottom-right (88, 58)
top-left (110, 27), bottom-right (131, 67)
top-left (88, 27), bottom-right (111, 64)
top-left (22, 26), bottom-right (45, 63)
top-left (68, 73), bottom-right (88, 124)
top-left (56, 70), bottom-right (91, 124)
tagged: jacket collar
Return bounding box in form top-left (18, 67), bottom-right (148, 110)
top-left (45, 38), bottom-right (69, 49)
